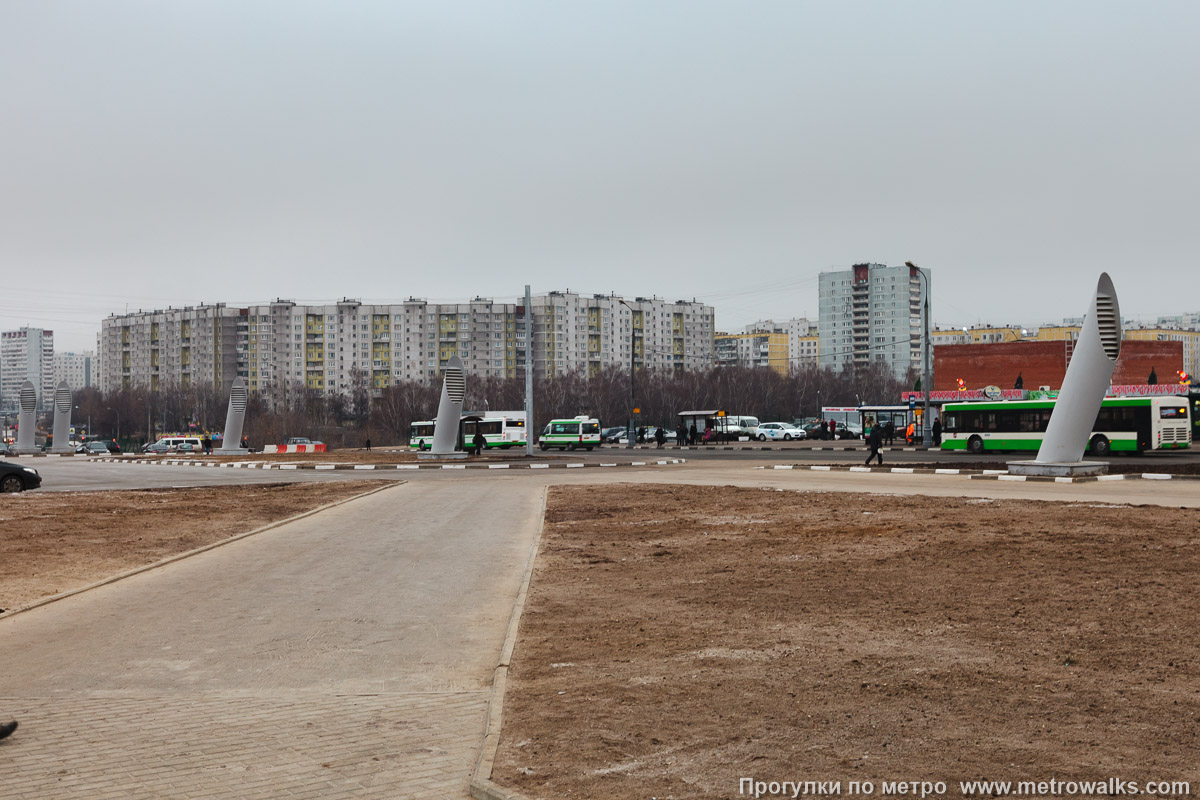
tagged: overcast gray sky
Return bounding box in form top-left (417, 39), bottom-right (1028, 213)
top-left (3, 1), bottom-right (1197, 351)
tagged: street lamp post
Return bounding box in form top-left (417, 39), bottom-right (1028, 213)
top-left (905, 261), bottom-right (934, 448)
top-left (618, 299), bottom-right (636, 449)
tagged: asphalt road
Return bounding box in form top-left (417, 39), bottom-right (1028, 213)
top-left (19, 454), bottom-right (1200, 508)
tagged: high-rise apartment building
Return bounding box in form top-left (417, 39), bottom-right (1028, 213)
top-left (531, 292), bottom-right (713, 378)
top-left (743, 318), bottom-right (818, 371)
top-left (714, 330), bottom-right (789, 374)
top-left (55, 351), bottom-right (94, 391)
top-left (98, 293), bottom-right (715, 399)
top-left (1, 327), bottom-right (55, 412)
top-left (818, 263), bottom-right (930, 380)
top-left (98, 305), bottom-right (241, 395)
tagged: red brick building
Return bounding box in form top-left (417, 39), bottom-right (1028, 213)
top-left (934, 340), bottom-right (1183, 391)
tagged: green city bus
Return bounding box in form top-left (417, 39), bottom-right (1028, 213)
top-left (941, 396), bottom-right (1191, 455)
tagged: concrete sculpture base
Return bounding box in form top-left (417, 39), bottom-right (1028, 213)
top-left (1007, 460), bottom-right (1109, 478)
top-left (418, 451), bottom-right (468, 460)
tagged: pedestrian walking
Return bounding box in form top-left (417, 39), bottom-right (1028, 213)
top-left (828, 418), bottom-right (837, 440)
top-left (932, 418), bottom-right (942, 447)
top-left (677, 423), bottom-right (688, 446)
top-left (865, 422), bottom-right (884, 465)
top-left (884, 420), bottom-right (894, 446)
top-left (472, 430), bottom-right (486, 456)
top-left (0, 720), bottom-right (16, 741)
top-left (637, 426), bottom-right (646, 444)
top-left (364, 437), bottom-right (372, 452)
top-left (654, 426), bottom-right (666, 449)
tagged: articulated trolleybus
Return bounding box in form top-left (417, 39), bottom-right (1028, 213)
top-left (941, 396), bottom-right (1192, 455)
top-left (408, 411), bottom-right (527, 451)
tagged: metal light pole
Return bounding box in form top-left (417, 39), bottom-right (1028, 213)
top-left (524, 285), bottom-right (534, 457)
top-left (618, 299), bottom-right (636, 448)
top-left (905, 262), bottom-right (933, 448)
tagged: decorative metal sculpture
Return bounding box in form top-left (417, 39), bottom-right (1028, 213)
top-left (51, 381), bottom-right (73, 453)
top-left (430, 356), bottom-right (466, 456)
top-left (16, 381), bottom-right (37, 453)
top-left (218, 377), bottom-right (250, 452)
top-left (1035, 273), bottom-right (1121, 464)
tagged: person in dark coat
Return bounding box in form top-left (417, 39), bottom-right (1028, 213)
top-left (883, 420), bottom-right (894, 446)
top-left (472, 430), bottom-right (486, 456)
top-left (654, 426), bottom-right (666, 449)
top-left (689, 423), bottom-right (698, 445)
top-left (865, 422), bottom-right (884, 465)
top-left (932, 417), bottom-right (942, 446)
top-left (677, 423), bottom-right (688, 446)
top-left (637, 426), bottom-right (646, 444)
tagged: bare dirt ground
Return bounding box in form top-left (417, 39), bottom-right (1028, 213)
top-left (0, 481), bottom-right (390, 614)
top-left (495, 485), bottom-right (1200, 799)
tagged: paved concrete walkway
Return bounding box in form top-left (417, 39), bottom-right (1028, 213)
top-left (0, 481), bottom-right (544, 799)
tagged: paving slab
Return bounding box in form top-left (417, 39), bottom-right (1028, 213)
top-left (0, 480), bottom-right (544, 799)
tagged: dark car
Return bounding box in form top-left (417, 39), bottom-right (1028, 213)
top-left (0, 461), bottom-right (41, 493)
top-left (600, 426), bottom-right (626, 443)
top-left (105, 441), bottom-right (123, 454)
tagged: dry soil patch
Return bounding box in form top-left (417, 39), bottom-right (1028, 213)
top-left (495, 484), bottom-right (1200, 798)
top-left (0, 481), bottom-right (389, 613)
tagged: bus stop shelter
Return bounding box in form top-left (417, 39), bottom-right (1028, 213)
top-left (677, 410), bottom-right (733, 442)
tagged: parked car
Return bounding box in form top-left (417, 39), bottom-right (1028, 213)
top-left (600, 426), bottom-right (626, 443)
top-left (286, 437), bottom-right (323, 446)
top-left (80, 441), bottom-right (110, 455)
top-left (753, 422), bottom-right (806, 441)
top-left (0, 442), bottom-right (13, 457)
top-left (105, 441), bottom-right (123, 454)
top-left (0, 461), bottom-right (41, 492)
top-left (142, 441), bottom-right (173, 454)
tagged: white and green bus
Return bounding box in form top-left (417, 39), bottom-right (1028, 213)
top-left (408, 412), bottom-right (527, 451)
top-left (539, 416), bottom-right (601, 451)
top-left (941, 396), bottom-right (1192, 455)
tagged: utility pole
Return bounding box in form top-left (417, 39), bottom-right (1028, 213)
top-left (524, 284), bottom-right (534, 457)
top-left (906, 262), bottom-right (934, 448)
top-left (618, 299), bottom-right (636, 448)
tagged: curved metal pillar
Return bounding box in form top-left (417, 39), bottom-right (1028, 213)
top-left (1036, 273), bottom-right (1122, 464)
top-left (51, 381), bottom-right (74, 452)
top-left (16, 381), bottom-right (37, 453)
top-left (431, 357), bottom-right (466, 455)
top-left (218, 377), bottom-right (250, 452)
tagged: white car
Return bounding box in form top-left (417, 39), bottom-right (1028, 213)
top-left (753, 422), bottom-right (806, 442)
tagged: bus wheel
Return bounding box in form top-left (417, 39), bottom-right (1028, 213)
top-left (968, 436), bottom-right (984, 454)
top-left (1090, 435), bottom-right (1111, 456)
top-left (539, 443), bottom-right (548, 451)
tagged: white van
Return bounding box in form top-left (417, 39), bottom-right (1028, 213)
top-left (157, 436), bottom-right (205, 452)
top-left (720, 416), bottom-right (760, 438)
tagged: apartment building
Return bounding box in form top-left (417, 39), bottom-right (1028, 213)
top-left (531, 292), bottom-right (713, 378)
top-left (715, 331), bottom-right (788, 374)
top-left (818, 263), bottom-right (930, 380)
top-left (1, 327), bottom-right (55, 412)
top-left (743, 318), bottom-right (818, 370)
top-left (98, 292), bottom-right (715, 399)
top-left (54, 351), bottom-right (94, 391)
top-left (98, 305), bottom-right (240, 395)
